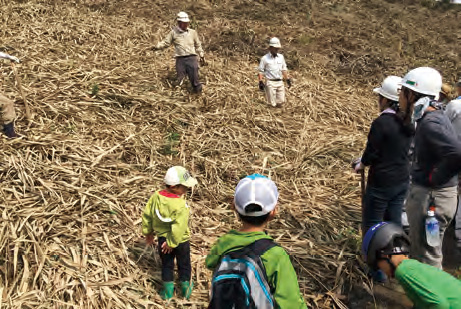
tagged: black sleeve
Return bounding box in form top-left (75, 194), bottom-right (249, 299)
top-left (361, 118), bottom-right (384, 166)
top-left (423, 119), bottom-right (461, 186)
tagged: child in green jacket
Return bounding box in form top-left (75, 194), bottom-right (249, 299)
top-left (142, 166), bottom-right (197, 300)
top-left (205, 174), bottom-right (307, 308)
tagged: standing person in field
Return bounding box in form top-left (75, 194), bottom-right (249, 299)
top-left (0, 52), bottom-right (20, 138)
top-left (400, 67), bottom-right (461, 269)
top-left (353, 76), bottom-right (413, 236)
top-left (153, 12), bottom-right (205, 94)
top-left (142, 166), bottom-right (197, 300)
top-left (258, 37), bottom-right (292, 107)
top-left (445, 96), bottom-right (461, 251)
top-left (206, 174), bottom-right (306, 308)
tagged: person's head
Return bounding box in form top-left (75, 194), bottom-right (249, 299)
top-left (233, 174), bottom-right (279, 227)
top-left (362, 222), bottom-right (410, 277)
top-left (456, 79), bottom-right (461, 96)
top-left (268, 37), bottom-right (281, 56)
top-left (398, 67), bottom-right (442, 124)
top-left (439, 83), bottom-right (452, 103)
top-left (177, 12), bottom-right (190, 31)
top-left (164, 166), bottom-right (197, 195)
top-left (373, 76), bottom-right (402, 112)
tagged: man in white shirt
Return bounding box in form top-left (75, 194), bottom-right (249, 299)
top-left (258, 37), bottom-right (291, 107)
top-left (154, 12), bottom-right (205, 94)
top-left (0, 52), bottom-right (19, 138)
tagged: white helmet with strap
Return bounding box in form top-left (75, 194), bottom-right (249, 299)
top-left (401, 67), bottom-right (442, 100)
top-left (373, 76), bottom-right (402, 101)
top-left (177, 11), bottom-right (190, 22)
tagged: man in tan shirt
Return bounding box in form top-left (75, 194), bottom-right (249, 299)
top-left (0, 52), bottom-right (19, 138)
top-left (154, 12), bottom-right (205, 94)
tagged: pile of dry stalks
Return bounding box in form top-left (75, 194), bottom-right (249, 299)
top-left (1, 0), bottom-right (459, 308)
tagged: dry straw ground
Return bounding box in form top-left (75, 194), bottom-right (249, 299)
top-left (0, 0), bottom-right (459, 308)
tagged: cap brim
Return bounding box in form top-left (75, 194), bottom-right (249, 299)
top-left (182, 177), bottom-right (197, 188)
top-left (373, 87), bottom-right (381, 94)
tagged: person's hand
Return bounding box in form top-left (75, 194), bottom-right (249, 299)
top-left (286, 78), bottom-right (292, 88)
top-left (200, 56), bottom-right (207, 66)
top-left (145, 234), bottom-right (155, 246)
top-left (259, 81), bottom-right (265, 91)
top-left (161, 242), bottom-right (173, 254)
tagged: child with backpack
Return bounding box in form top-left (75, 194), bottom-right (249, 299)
top-left (142, 166), bottom-right (197, 300)
top-left (205, 174), bottom-right (307, 308)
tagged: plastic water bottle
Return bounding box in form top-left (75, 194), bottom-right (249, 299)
top-left (425, 205), bottom-right (440, 247)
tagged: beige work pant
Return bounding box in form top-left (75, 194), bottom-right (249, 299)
top-left (265, 80), bottom-right (285, 107)
top-left (406, 184), bottom-right (458, 269)
top-left (0, 93), bottom-right (16, 125)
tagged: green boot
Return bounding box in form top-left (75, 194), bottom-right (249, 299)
top-left (160, 281), bottom-right (174, 300)
top-left (180, 280), bottom-right (194, 300)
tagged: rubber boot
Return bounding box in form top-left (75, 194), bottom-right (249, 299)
top-left (160, 281), bottom-right (174, 300)
top-left (180, 280), bottom-right (193, 300)
top-left (3, 122), bottom-right (17, 138)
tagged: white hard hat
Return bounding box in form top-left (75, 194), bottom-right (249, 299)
top-left (401, 67), bottom-right (442, 100)
top-left (373, 76), bottom-right (402, 101)
top-left (177, 11), bottom-right (190, 23)
top-left (269, 37), bottom-right (281, 48)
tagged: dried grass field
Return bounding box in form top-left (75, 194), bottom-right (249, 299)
top-left (0, 0), bottom-right (459, 308)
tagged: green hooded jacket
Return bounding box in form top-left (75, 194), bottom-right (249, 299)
top-left (395, 259), bottom-right (461, 308)
top-left (142, 190), bottom-right (190, 248)
top-left (205, 230), bottom-right (307, 309)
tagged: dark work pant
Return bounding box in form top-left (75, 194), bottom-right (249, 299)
top-left (176, 55), bottom-right (202, 93)
top-left (455, 191), bottom-right (461, 247)
top-left (362, 182), bottom-right (409, 236)
top-left (158, 237), bottom-right (191, 282)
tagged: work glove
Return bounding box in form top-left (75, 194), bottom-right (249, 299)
top-left (9, 56), bottom-right (20, 63)
top-left (286, 78), bottom-right (292, 88)
top-left (259, 81), bottom-right (265, 91)
top-left (351, 157), bottom-right (364, 173)
top-left (200, 56), bottom-right (207, 66)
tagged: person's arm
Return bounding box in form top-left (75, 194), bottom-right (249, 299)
top-left (395, 259), bottom-right (455, 309)
top-left (155, 30), bottom-right (174, 50)
top-left (165, 202), bottom-right (189, 248)
top-left (281, 57), bottom-right (289, 80)
top-left (258, 57), bottom-right (266, 81)
top-left (263, 248), bottom-right (307, 309)
top-left (0, 52), bottom-right (19, 63)
top-left (141, 195), bottom-right (155, 235)
top-left (194, 31), bottom-right (204, 58)
top-left (361, 119), bottom-right (384, 166)
top-left (423, 118), bottom-right (461, 186)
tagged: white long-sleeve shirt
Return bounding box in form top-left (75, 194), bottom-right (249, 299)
top-left (156, 27), bottom-right (204, 58)
top-left (258, 53), bottom-right (287, 80)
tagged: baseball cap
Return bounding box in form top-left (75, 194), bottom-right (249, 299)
top-left (234, 174), bottom-right (279, 217)
top-left (164, 166), bottom-right (197, 187)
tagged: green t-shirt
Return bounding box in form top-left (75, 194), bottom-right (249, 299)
top-left (206, 230), bottom-right (307, 309)
top-left (395, 259), bottom-right (461, 308)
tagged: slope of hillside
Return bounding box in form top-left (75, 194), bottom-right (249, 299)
top-left (0, 0), bottom-right (459, 308)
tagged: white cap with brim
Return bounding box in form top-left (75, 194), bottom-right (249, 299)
top-left (164, 166), bottom-right (197, 187)
top-left (234, 174), bottom-right (279, 217)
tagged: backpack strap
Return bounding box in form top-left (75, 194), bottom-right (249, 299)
top-left (250, 238), bottom-right (278, 256)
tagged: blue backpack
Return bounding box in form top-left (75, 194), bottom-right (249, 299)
top-left (208, 239), bottom-right (278, 309)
